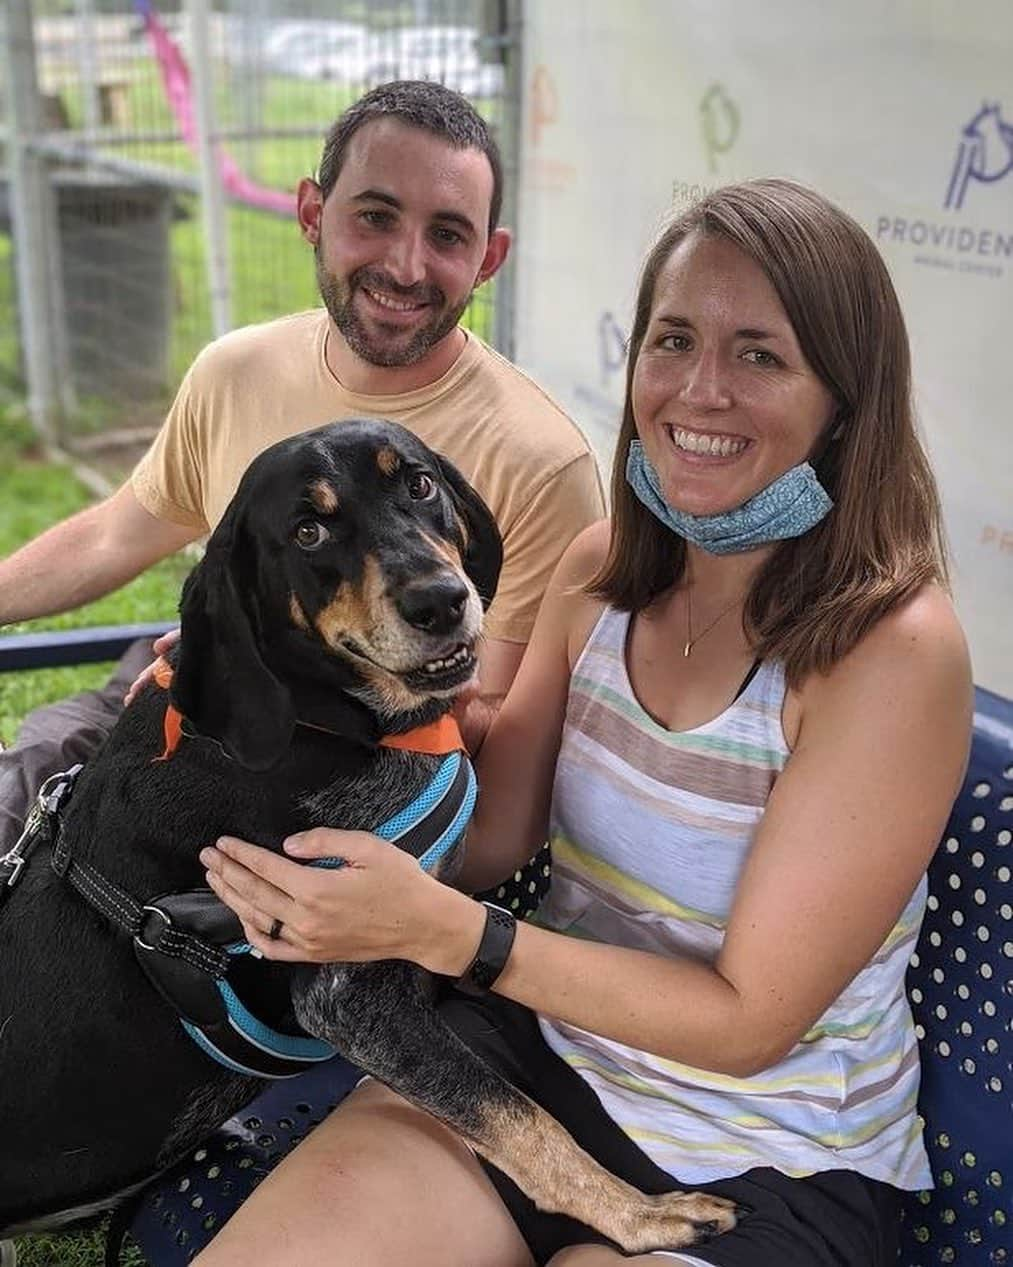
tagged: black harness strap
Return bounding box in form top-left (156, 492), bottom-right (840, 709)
top-left (1, 764), bottom-right (228, 977)
top-left (50, 832), bottom-right (230, 978)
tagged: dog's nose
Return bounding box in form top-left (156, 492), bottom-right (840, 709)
top-left (397, 576), bottom-right (469, 636)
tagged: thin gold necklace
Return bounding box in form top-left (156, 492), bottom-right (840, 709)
top-left (683, 586), bottom-right (743, 658)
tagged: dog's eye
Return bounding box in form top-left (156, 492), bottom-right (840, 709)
top-left (294, 520), bottom-right (330, 551)
top-left (407, 471), bottom-right (436, 501)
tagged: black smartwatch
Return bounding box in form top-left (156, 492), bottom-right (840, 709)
top-left (455, 902), bottom-right (517, 996)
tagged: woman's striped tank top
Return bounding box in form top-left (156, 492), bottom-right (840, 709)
top-left (536, 605), bottom-right (932, 1189)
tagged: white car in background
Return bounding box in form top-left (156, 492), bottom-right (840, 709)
top-left (366, 25), bottom-right (504, 98)
top-left (265, 21), bottom-right (372, 82)
top-left (225, 18), bottom-right (370, 82)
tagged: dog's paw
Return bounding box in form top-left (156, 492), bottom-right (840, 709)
top-left (612, 1189), bottom-right (740, 1254)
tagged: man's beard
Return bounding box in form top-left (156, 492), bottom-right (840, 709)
top-left (316, 252), bottom-right (472, 368)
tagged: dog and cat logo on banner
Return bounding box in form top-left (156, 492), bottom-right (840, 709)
top-left (945, 101), bottom-right (1013, 211)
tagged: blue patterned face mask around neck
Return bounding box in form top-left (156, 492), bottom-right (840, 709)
top-left (625, 439), bottom-right (833, 555)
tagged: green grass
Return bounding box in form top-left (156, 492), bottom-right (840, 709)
top-left (13, 1225), bottom-right (146, 1267)
top-left (3, 61), bottom-right (364, 427)
top-left (0, 412), bottom-right (190, 744)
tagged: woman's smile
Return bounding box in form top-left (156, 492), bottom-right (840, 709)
top-left (663, 424), bottom-right (751, 461)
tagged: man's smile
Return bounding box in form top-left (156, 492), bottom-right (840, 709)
top-left (362, 287), bottom-right (429, 314)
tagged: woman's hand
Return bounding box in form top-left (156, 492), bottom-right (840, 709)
top-left (199, 829), bottom-right (484, 974)
top-left (123, 627), bottom-right (181, 705)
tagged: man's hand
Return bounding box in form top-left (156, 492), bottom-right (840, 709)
top-left (124, 627), bottom-right (181, 705)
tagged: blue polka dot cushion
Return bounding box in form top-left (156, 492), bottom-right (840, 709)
top-left (898, 686), bottom-right (1012, 1266)
top-left (128, 1058), bottom-right (362, 1261)
top-left (475, 839), bottom-right (553, 911)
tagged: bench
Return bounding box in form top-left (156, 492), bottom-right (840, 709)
top-left (0, 623), bottom-right (175, 673)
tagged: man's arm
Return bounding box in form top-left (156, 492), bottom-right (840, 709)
top-left (477, 638), bottom-right (525, 705)
top-left (446, 637), bottom-right (524, 755)
top-left (458, 452), bottom-right (604, 750)
top-left (0, 482), bottom-right (200, 627)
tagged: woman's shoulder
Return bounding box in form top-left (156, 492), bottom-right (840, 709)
top-left (782, 584), bottom-right (973, 867)
top-left (844, 584), bottom-right (967, 679)
top-left (797, 583), bottom-right (972, 734)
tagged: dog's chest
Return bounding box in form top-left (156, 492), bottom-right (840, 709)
top-left (296, 749), bottom-right (439, 835)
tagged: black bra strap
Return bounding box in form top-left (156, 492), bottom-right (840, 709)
top-left (734, 659), bottom-right (762, 701)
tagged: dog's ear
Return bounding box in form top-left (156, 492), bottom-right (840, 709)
top-left (435, 455), bottom-right (503, 611)
top-left (172, 510), bottom-right (296, 771)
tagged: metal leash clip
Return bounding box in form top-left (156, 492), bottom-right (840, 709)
top-left (0, 763), bottom-right (83, 892)
top-left (38, 763), bottom-right (83, 817)
top-left (0, 802), bottom-right (46, 889)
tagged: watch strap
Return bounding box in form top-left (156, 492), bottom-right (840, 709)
top-left (455, 902), bottom-right (516, 996)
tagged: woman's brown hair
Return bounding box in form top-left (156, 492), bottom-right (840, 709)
top-left (591, 179), bottom-right (948, 686)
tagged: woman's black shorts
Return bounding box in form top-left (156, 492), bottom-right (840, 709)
top-left (441, 990), bottom-right (904, 1267)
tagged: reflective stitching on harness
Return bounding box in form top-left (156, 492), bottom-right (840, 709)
top-left (65, 858), bottom-right (229, 976)
top-left (71, 865), bottom-right (136, 927)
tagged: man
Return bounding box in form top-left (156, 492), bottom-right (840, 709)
top-left (0, 80), bottom-right (604, 849)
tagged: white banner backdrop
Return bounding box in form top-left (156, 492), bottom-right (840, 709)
top-left (514, 0), bottom-right (1012, 698)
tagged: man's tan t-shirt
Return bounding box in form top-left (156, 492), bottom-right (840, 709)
top-left (132, 311), bottom-right (604, 642)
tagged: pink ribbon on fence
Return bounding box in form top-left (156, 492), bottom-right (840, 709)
top-left (138, 0), bottom-right (297, 217)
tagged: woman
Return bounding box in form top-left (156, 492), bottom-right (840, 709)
top-left (195, 180), bottom-right (971, 1267)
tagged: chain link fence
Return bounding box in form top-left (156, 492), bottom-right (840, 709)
top-left (0, 0), bottom-right (520, 470)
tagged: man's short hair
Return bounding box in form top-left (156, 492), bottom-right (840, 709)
top-left (317, 80), bottom-right (503, 236)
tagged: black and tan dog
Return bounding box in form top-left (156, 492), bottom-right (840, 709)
top-left (0, 419), bottom-right (736, 1253)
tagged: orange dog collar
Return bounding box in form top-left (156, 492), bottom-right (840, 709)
top-left (150, 657), bottom-right (463, 759)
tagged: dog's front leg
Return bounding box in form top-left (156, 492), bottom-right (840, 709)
top-left (292, 961), bottom-right (738, 1255)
